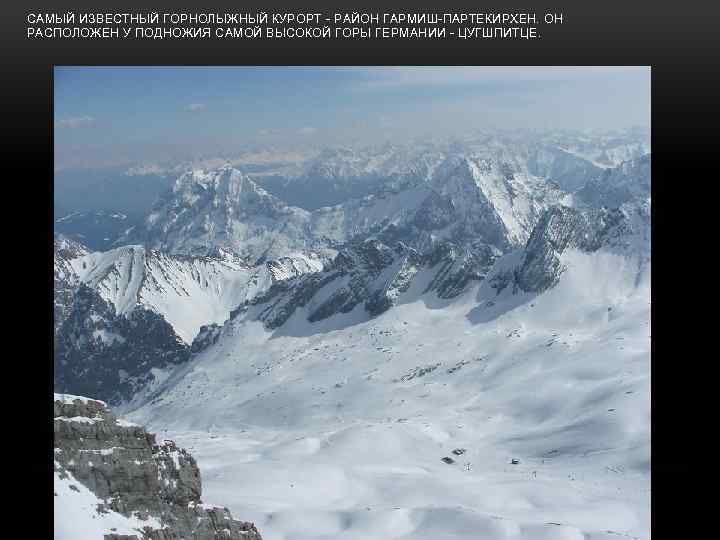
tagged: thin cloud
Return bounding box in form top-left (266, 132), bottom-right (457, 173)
top-left (298, 126), bottom-right (317, 136)
top-left (186, 103), bottom-right (206, 112)
top-left (56, 116), bottom-right (95, 129)
top-left (351, 66), bottom-right (649, 89)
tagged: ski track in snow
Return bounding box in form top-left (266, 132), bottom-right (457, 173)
top-left (129, 249), bottom-right (651, 540)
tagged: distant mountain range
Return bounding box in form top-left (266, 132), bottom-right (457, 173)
top-left (53, 128), bottom-right (651, 540)
top-left (54, 129), bottom-right (650, 408)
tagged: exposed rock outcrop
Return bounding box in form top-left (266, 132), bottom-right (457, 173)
top-left (54, 285), bottom-right (191, 406)
top-left (54, 233), bottom-right (90, 335)
top-left (231, 238), bottom-right (497, 330)
top-left (54, 393), bottom-right (262, 540)
top-left (53, 239), bottom-right (324, 406)
top-left (490, 201), bottom-right (650, 295)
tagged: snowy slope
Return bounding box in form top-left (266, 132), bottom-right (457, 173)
top-left (126, 153), bottom-right (565, 266)
top-left (55, 466), bottom-right (164, 540)
top-left (122, 166), bottom-right (320, 262)
top-left (54, 393), bottom-right (263, 540)
top-left (54, 242), bottom-right (324, 406)
top-left (63, 245), bottom-right (324, 344)
top-left (128, 206), bottom-right (650, 540)
top-left (55, 132), bottom-right (651, 540)
top-left (310, 153), bottom-right (564, 254)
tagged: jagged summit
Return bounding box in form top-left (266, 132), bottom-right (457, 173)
top-left (122, 167), bottom-right (315, 262)
top-left (113, 145), bottom-right (648, 270)
top-left (227, 237), bottom-right (497, 332)
top-left (493, 201), bottom-right (650, 295)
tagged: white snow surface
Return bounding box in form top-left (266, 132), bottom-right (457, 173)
top-left (129, 247), bottom-right (650, 540)
top-left (55, 465), bottom-right (162, 540)
top-left (54, 393), bottom-right (106, 407)
top-left (64, 244), bottom-right (324, 343)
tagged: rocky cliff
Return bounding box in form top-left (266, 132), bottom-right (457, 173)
top-left (230, 238), bottom-right (497, 331)
top-left (54, 393), bottom-right (262, 540)
top-left (489, 200), bottom-right (650, 295)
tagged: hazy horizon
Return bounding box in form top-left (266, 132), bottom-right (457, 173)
top-left (54, 66), bottom-right (650, 171)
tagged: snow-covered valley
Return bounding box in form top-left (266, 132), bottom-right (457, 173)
top-left (54, 129), bottom-right (651, 540)
top-left (128, 248), bottom-right (650, 540)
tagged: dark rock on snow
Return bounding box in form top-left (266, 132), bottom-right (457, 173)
top-left (54, 394), bottom-right (262, 540)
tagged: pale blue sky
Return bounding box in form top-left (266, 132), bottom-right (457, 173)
top-left (54, 66), bottom-right (650, 169)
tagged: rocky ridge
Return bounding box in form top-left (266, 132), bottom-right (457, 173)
top-left (53, 242), bottom-right (324, 406)
top-left (54, 285), bottom-right (190, 406)
top-left (54, 393), bottom-right (262, 540)
top-left (491, 201), bottom-right (650, 295)
top-left (230, 238), bottom-right (497, 331)
top-left (55, 151), bottom-right (650, 411)
top-left (122, 152), bottom-right (565, 263)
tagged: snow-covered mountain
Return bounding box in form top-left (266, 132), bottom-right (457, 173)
top-left (122, 152), bottom-right (567, 263)
top-left (54, 233), bottom-right (90, 335)
top-left (120, 167), bottom-right (321, 262)
top-left (54, 242), bottom-right (324, 404)
top-left (253, 130), bottom-right (647, 209)
top-left (126, 193), bottom-right (651, 540)
top-left (494, 201), bottom-right (650, 296)
top-left (55, 284), bottom-right (192, 427)
top-left (59, 244), bottom-right (323, 343)
top-left (61, 152), bottom-right (650, 406)
top-left (54, 131), bottom-right (651, 540)
top-left (228, 238), bottom-right (496, 334)
top-left (541, 128), bottom-right (650, 169)
top-left (310, 151), bottom-right (561, 253)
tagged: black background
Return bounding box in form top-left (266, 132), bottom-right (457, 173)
top-left (3, 1), bottom-right (716, 537)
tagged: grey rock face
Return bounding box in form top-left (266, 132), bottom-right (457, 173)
top-left (54, 394), bottom-right (262, 540)
top-left (514, 206), bottom-right (603, 293)
top-left (54, 285), bottom-right (190, 406)
top-left (241, 239), bottom-right (409, 329)
top-left (233, 237), bottom-right (496, 330)
top-left (191, 324), bottom-right (223, 353)
top-left (122, 167), bottom-right (315, 262)
top-left (54, 233), bottom-right (90, 336)
top-left (53, 239), bottom-right (324, 406)
top-left (123, 147), bottom-right (562, 263)
top-left (424, 242), bottom-right (498, 299)
top-left (508, 202), bottom-right (649, 294)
